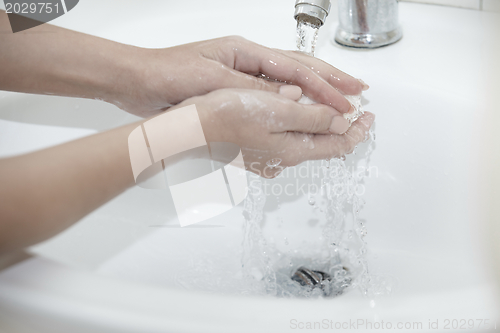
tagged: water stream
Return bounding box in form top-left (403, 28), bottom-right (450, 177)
top-left (296, 20), bottom-right (320, 56)
top-left (237, 20), bottom-right (392, 298)
top-left (175, 19), bottom-right (393, 299)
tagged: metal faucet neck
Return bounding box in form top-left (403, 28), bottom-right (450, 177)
top-left (294, 0), bottom-right (331, 27)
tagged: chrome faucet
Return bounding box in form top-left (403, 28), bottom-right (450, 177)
top-left (334, 0), bottom-right (402, 48)
top-left (294, 0), bottom-right (402, 49)
top-left (294, 0), bottom-right (331, 27)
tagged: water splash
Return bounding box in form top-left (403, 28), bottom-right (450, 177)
top-left (238, 131), bottom-right (391, 298)
top-left (175, 19), bottom-right (391, 300)
top-left (237, 29), bottom-right (388, 296)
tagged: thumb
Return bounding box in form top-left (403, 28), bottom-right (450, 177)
top-left (283, 103), bottom-right (346, 134)
top-left (278, 85), bottom-right (303, 101)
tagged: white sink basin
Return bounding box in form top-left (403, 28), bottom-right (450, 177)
top-left (0, 0), bottom-right (499, 332)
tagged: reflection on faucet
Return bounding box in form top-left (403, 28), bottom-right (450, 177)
top-left (356, 0), bottom-right (369, 33)
top-left (294, 0), bottom-right (331, 28)
top-left (335, 0), bottom-right (402, 48)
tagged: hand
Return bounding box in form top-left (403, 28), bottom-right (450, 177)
top-left (177, 88), bottom-right (375, 178)
top-left (118, 36), bottom-right (369, 117)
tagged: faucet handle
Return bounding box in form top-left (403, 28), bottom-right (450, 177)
top-left (294, 0), bottom-right (331, 27)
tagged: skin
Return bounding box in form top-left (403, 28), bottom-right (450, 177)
top-left (0, 11), bottom-right (366, 119)
top-left (0, 10), bottom-right (374, 256)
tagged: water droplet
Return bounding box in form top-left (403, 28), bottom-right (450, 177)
top-left (308, 197), bottom-right (316, 206)
top-left (266, 158), bottom-right (282, 168)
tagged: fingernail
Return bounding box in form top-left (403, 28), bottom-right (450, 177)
top-left (279, 85), bottom-right (303, 101)
top-left (330, 115), bottom-right (351, 135)
top-left (358, 79), bottom-right (370, 91)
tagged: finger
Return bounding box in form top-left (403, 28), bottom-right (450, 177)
top-left (276, 50), bottom-right (369, 95)
top-left (298, 112), bottom-right (375, 161)
top-left (216, 65), bottom-right (303, 101)
top-left (232, 42), bottom-right (353, 113)
top-left (278, 102), bottom-right (342, 134)
top-left (204, 58), bottom-right (283, 93)
top-left (329, 116), bottom-right (351, 135)
top-left (278, 85), bottom-right (302, 101)
top-left (205, 54), bottom-right (304, 101)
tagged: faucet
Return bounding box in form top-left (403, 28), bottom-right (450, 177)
top-left (294, 0), bottom-right (402, 49)
top-left (335, 0), bottom-right (402, 48)
top-left (294, 0), bottom-right (331, 28)
top-left (294, 0), bottom-right (331, 56)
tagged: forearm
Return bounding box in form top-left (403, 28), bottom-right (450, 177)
top-left (0, 121), bottom-right (138, 254)
top-left (0, 10), bottom-right (141, 104)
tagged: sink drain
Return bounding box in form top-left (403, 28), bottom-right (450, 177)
top-left (291, 266), bottom-right (351, 297)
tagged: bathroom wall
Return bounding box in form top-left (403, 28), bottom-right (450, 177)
top-left (400, 0), bottom-right (500, 12)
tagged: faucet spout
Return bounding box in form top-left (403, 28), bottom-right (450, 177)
top-left (294, 0), bottom-right (331, 27)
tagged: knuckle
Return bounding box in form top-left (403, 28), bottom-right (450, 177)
top-left (344, 129), bottom-right (362, 150)
top-left (308, 115), bottom-right (322, 133)
top-left (224, 35), bottom-right (246, 45)
top-left (310, 108), bottom-right (331, 133)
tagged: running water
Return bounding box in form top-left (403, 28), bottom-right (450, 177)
top-left (296, 20), bottom-right (320, 56)
top-left (237, 22), bottom-right (394, 298)
top-left (239, 132), bottom-right (392, 298)
top-left (175, 19), bottom-right (393, 299)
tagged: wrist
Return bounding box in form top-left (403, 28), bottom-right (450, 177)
top-left (92, 44), bottom-right (146, 110)
top-left (103, 46), bottom-right (174, 118)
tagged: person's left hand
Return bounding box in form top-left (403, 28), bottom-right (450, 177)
top-left (116, 36), bottom-right (368, 117)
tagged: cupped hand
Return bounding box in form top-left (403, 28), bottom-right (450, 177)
top-left (119, 36), bottom-right (368, 117)
top-left (175, 88), bottom-right (374, 178)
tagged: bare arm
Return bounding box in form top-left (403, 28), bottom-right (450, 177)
top-left (0, 9), bottom-right (373, 254)
top-left (0, 10), bottom-right (141, 105)
top-left (0, 10), bottom-right (367, 119)
top-left (0, 90), bottom-right (374, 255)
top-left (0, 121), bottom-right (137, 254)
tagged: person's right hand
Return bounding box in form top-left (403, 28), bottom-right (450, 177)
top-left (175, 88), bottom-right (375, 178)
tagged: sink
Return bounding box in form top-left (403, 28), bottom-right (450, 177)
top-left (0, 0), bottom-right (499, 332)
